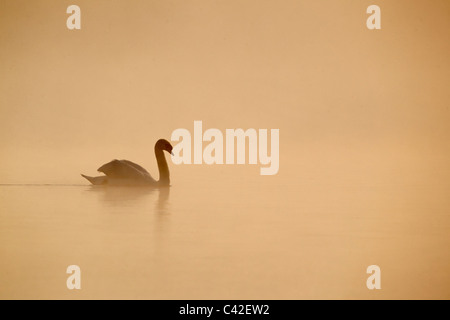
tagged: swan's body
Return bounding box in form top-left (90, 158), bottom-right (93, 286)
top-left (81, 139), bottom-right (173, 186)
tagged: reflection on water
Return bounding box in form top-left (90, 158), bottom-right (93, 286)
top-left (85, 186), bottom-right (172, 258)
top-left (0, 158), bottom-right (449, 299)
top-left (86, 186), bottom-right (171, 215)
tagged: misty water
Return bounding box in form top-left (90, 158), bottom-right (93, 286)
top-left (1, 152), bottom-right (448, 299)
top-left (1, 0), bottom-right (449, 300)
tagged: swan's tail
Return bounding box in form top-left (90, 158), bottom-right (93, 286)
top-left (81, 174), bottom-right (108, 185)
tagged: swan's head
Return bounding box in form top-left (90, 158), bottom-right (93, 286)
top-left (155, 139), bottom-right (174, 155)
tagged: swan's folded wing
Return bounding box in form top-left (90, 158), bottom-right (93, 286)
top-left (119, 160), bottom-right (151, 177)
top-left (97, 159), bottom-right (149, 180)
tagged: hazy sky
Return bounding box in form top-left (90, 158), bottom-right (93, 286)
top-left (0, 0), bottom-right (449, 183)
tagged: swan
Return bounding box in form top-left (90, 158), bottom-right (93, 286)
top-left (81, 139), bottom-right (173, 186)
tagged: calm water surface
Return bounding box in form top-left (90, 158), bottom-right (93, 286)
top-left (0, 160), bottom-right (449, 299)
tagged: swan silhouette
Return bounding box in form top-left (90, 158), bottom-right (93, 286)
top-left (81, 139), bottom-right (173, 186)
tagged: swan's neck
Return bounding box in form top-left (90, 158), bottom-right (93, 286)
top-left (155, 148), bottom-right (170, 185)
